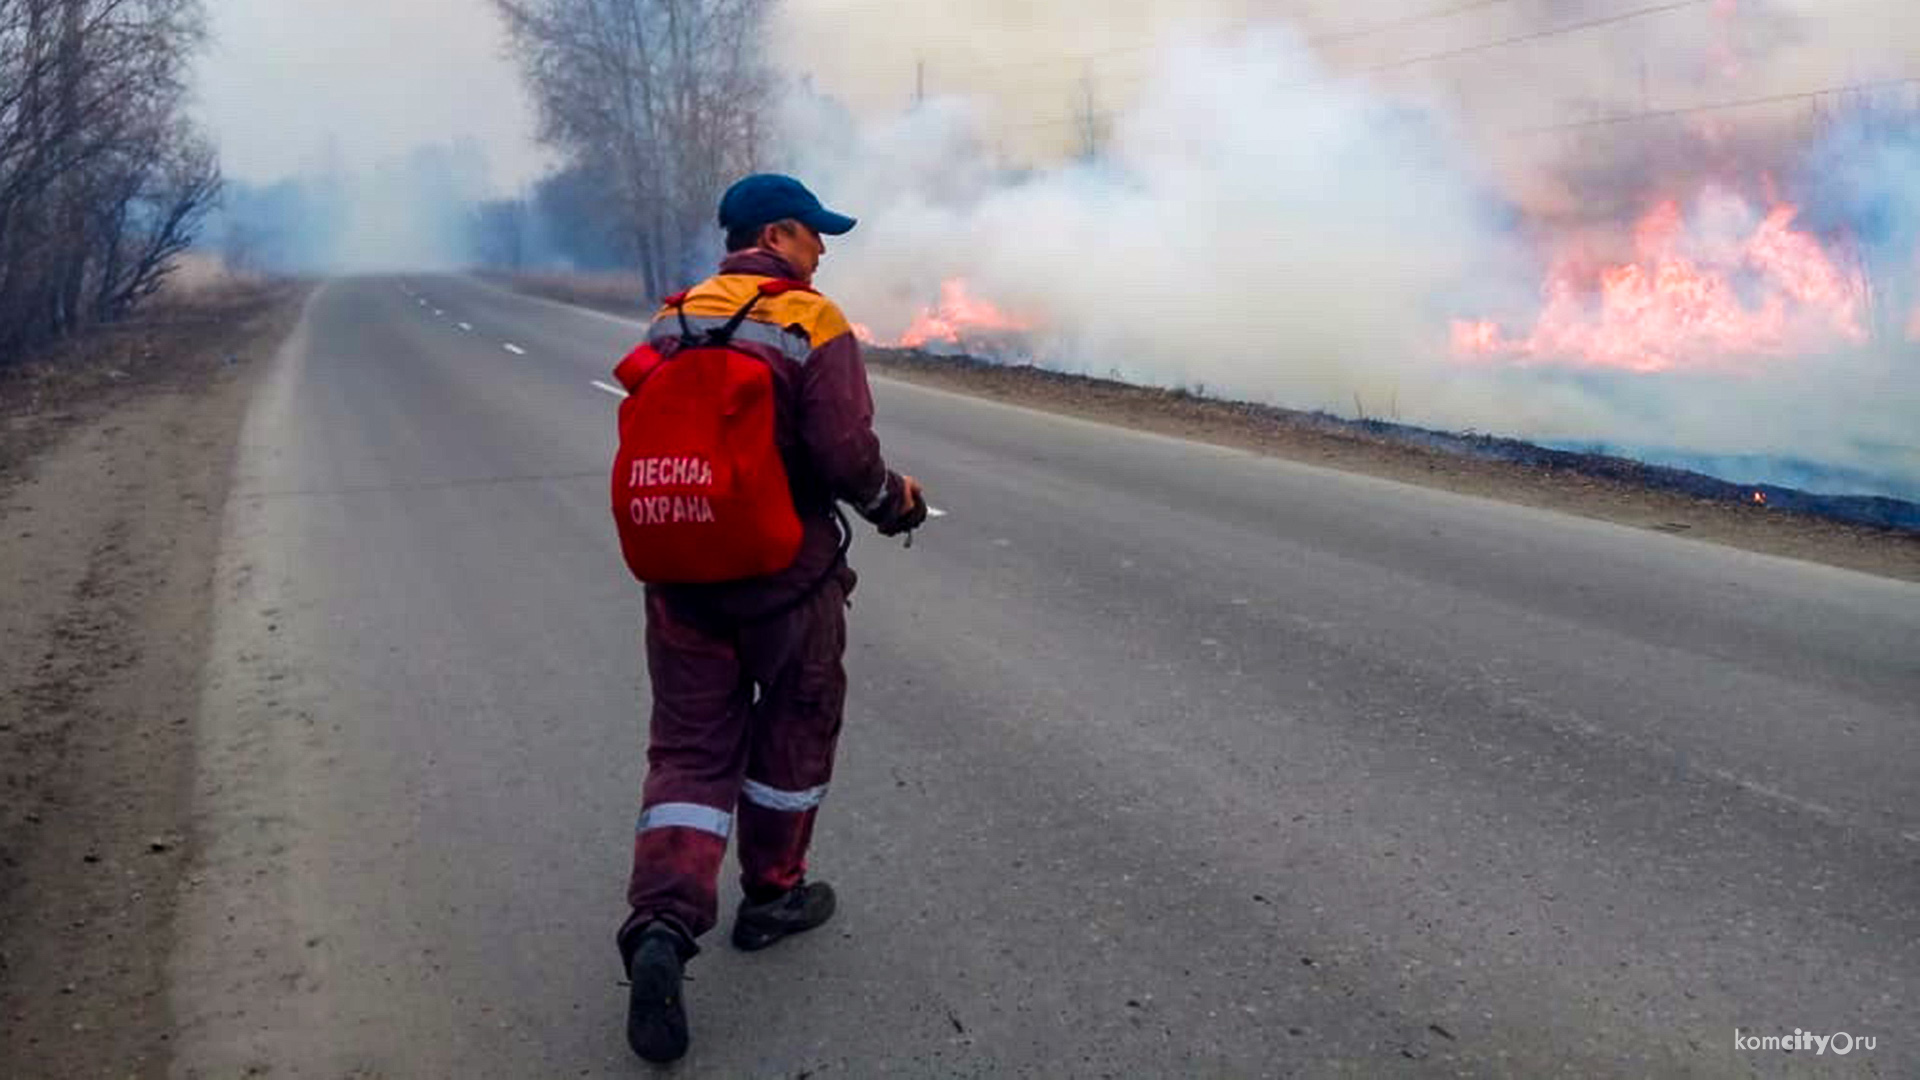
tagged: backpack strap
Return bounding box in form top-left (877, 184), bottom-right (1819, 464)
top-left (623, 291), bottom-right (765, 397)
top-left (708, 291), bottom-right (765, 345)
top-left (676, 284), bottom-right (792, 349)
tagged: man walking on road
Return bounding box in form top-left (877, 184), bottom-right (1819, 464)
top-left (615, 174), bottom-right (927, 1063)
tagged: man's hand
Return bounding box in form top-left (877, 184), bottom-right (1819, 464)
top-left (876, 474), bottom-right (928, 537)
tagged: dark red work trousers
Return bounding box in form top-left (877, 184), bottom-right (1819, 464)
top-left (620, 568), bottom-right (852, 951)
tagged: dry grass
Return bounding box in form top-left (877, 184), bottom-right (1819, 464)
top-left (0, 278), bottom-right (302, 480)
top-left (157, 252), bottom-right (252, 297)
top-left (865, 349), bottom-right (1920, 578)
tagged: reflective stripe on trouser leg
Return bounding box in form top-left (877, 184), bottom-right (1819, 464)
top-left (629, 587), bottom-right (755, 944)
top-left (737, 802), bottom-right (820, 898)
top-left (740, 779), bottom-right (828, 813)
top-left (627, 802), bottom-right (734, 940)
top-left (638, 802), bottom-right (734, 837)
top-left (737, 781), bottom-right (828, 896)
top-left (734, 570), bottom-right (851, 900)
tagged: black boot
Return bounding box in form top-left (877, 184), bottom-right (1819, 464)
top-left (625, 922), bottom-right (694, 1063)
top-left (731, 880), bottom-right (837, 952)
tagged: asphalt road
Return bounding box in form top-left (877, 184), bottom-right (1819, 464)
top-left (167, 275), bottom-right (1920, 1078)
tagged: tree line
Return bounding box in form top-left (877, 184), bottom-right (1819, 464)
top-left (0, 0), bottom-right (220, 363)
top-left (492, 0), bottom-right (772, 296)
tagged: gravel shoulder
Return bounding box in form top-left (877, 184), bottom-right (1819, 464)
top-left (0, 283), bottom-right (308, 1077)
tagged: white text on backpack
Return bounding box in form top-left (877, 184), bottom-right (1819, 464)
top-left (629, 495), bottom-right (717, 526)
top-left (629, 456), bottom-right (715, 489)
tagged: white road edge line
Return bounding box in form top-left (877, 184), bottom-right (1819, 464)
top-left (458, 322), bottom-right (473, 331)
top-left (504, 343), bottom-right (527, 355)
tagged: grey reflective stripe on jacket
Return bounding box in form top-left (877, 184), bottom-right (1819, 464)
top-left (648, 313), bottom-right (813, 365)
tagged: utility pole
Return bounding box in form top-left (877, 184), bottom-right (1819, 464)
top-left (1077, 68), bottom-right (1102, 160)
top-left (915, 58), bottom-right (925, 107)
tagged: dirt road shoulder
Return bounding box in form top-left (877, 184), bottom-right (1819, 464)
top-left (0, 283), bottom-right (308, 1077)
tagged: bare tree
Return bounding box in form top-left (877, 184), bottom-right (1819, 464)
top-left (92, 125), bottom-right (220, 315)
top-left (0, 0), bottom-right (218, 362)
top-left (494, 0), bottom-right (771, 295)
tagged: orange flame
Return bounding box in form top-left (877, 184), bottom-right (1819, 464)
top-left (1454, 193), bottom-right (1866, 373)
top-left (1751, 490), bottom-right (1768, 506)
top-left (899, 279), bottom-right (1029, 349)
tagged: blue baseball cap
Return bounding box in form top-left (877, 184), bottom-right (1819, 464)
top-left (718, 174), bottom-right (857, 237)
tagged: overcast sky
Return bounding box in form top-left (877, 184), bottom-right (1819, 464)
top-left (193, 0), bottom-right (549, 194)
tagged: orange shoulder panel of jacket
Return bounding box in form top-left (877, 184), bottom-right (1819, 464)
top-left (651, 275), bottom-right (853, 349)
top-left (651, 274), bottom-right (769, 322)
top-left (756, 290), bottom-right (853, 349)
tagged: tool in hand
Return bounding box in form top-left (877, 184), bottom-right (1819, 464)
top-left (905, 505), bottom-right (946, 549)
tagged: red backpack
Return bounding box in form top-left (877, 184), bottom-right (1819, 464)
top-left (609, 281), bottom-right (805, 584)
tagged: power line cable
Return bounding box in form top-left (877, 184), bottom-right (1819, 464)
top-left (997, 0), bottom-right (1726, 132)
top-left (990, 0), bottom-right (1712, 117)
top-left (931, 0), bottom-right (1529, 82)
top-left (1504, 74), bottom-right (1920, 135)
top-left (849, 0), bottom-right (1702, 92)
top-left (1001, 72), bottom-right (1920, 137)
top-left (1359, 0), bottom-right (1707, 74)
top-left (1313, 0), bottom-right (1523, 47)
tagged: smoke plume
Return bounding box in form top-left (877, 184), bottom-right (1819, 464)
top-left (766, 0), bottom-right (1920, 498)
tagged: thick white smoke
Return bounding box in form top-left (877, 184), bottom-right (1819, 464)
top-left (767, 0), bottom-right (1920, 499)
top-left (210, 141), bottom-right (494, 274)
top-left (784, 32), bottom-right (1521, 414)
